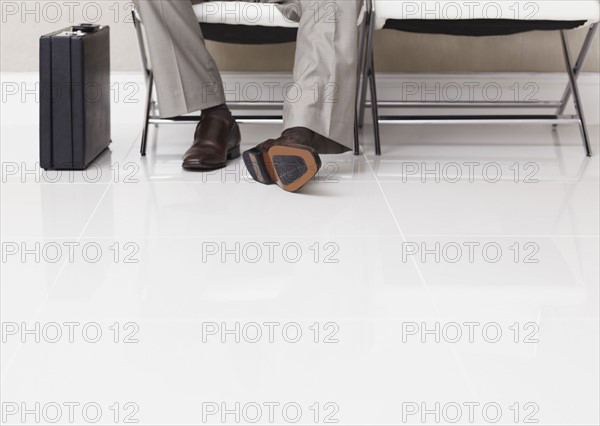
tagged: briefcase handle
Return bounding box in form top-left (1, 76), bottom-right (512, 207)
top-left (72, 23), bottom-right (100, 33)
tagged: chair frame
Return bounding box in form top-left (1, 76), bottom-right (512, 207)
top-left (357, 0), bottom-right (599, 157)
top-left (132, 6), bottom-right (364, 156)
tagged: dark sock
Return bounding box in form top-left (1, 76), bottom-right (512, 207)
top-left (282, 127), bottom-right (315, 146)
top-left (202, 103), bottom-right (232, 121)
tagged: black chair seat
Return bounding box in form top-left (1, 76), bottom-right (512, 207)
top-left (383, 19), bottom-right (587, 37)
top-left (200, 23), bottom-right (298, 44)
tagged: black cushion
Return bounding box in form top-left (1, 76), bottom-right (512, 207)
top-left (200, 23), bottom-right (297, 44)
top-left (383, 19), bottom-right (587, 36)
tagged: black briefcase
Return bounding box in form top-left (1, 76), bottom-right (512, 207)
top-left (40, 24), bottom-right (111, 170)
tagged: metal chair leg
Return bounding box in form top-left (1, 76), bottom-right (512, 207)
top-left (356, 16), bottom-right (367, 85)
top-left (133, 7), bottom-right (156, 156)
top-left (358, 11), bottom-right (373, 129)
top-left (132, 9), bottom-right (151, 76)
top-left (354, 110), bottom-right (360, 155)
top-left (560, 30), bottom-right (592, 157)
top-left (354, 18), bottom-right (367, 155)
top-left (556, 23), bottom-right (598, 117)
top-left (354, 10), bottom-right (371, 155)
top-left (140, 71), bottom-right (154, 156)
top-left (368, 52), bottom-right (381, 156)
top-left (359, 7), bottom-right (380, 154)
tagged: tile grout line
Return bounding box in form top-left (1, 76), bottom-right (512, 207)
top-left (362, 147), bottom-right (479, 399)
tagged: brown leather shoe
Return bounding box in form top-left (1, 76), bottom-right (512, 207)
top-left (243, 136), bottom-right (322, 193)
top-left (182, 115), bottom-right (241, 170)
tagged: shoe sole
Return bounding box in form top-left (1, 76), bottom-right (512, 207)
top-left (243, 147), bottom-right (274, 185)
top-left (243, 144), bottom-right (321, 192)
top-left (182, 145), bottom-right (241, 171)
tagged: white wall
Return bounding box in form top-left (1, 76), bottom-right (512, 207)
top-left (1, 0), bottom-right (599, 73)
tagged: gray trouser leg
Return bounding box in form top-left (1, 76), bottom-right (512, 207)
top-left (134, 0), bottom-right (226, 118)
top-left (281, 0), bottom-right (360, 151)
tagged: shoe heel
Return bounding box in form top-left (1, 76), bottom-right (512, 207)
top-left (267, 145), bottom-right (321, 193)
top-left (243, 147), bottom-right (274, 185)
top-left (228, 144), bottom-right (241, 160)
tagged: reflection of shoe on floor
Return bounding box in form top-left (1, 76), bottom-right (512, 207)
top-left (182, 115), bottom-right (241, 171)
top-left (243, 133), bottom-right (322, 193)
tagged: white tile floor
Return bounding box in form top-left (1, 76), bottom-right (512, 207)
top-left (1, 76), bottom-right (599, 426)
